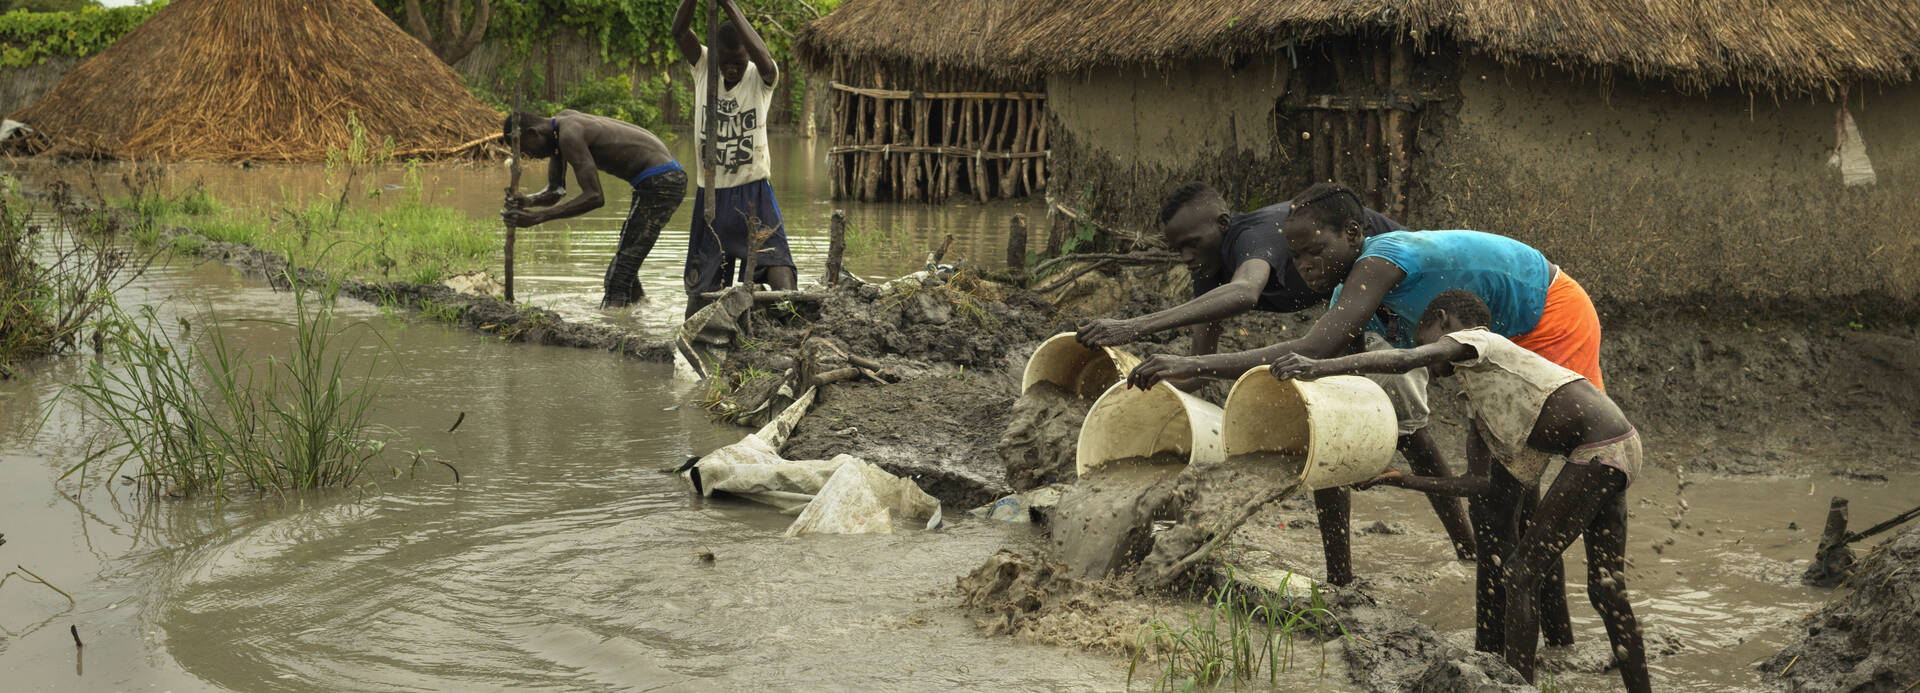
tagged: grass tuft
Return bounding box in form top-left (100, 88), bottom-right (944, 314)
top-left (1127, 569), bottom-right (1351, 691)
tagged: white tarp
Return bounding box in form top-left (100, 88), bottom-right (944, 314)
top-left (687, 387), bottom-right (942, 535)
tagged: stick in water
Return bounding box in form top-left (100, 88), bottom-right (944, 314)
top-left (504, 81), bottom-right (524, 303)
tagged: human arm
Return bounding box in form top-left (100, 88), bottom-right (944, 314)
top-left (1364, 425), bottom-right (1494, 498)
top-left (501, 131), bottom-right (603, 227)
top-left (671, 0), bottom-right (703, 66)
top-left (1125, 257), bottom-right (1405, 388)
top-left (508, 148), bottom-right (569, 209)
top-left (1078, 261), bottom-right (1267, 347)
top-left (722, 0), bottom-right (779, 85)
top-left (1270, 340), bottom-right (1468, 381)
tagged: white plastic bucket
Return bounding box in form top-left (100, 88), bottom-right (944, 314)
top-left (1022, 332), bottom-right (1143, 399)
top-left (1222, 370), bottom-right (1398, 490)
top-left (1075, 381), bottom-right (1224, 476)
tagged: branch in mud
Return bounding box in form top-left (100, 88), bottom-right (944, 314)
top-left (1032, 260), bottom-right (1113, 295)
top-left (1029, 251), bottom-right (1180, 278)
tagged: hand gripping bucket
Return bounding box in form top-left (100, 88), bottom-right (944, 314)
top-left (1222, 370), bottom-right (1398, 490)
top-left (1022, 332), bottom-right (1143, 399)
top-left (1075, 381), bottom-right (1224, 477)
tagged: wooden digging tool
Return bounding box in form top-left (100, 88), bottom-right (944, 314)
top-left (504, 80), bottom-right (524, 303)
top-left (701, 0), bottom-right (720, 227)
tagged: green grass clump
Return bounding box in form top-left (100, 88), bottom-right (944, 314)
top-left (64, 275), bottom-right (393, 497)
top-left (1128, 570), bottom-right (1350, 692)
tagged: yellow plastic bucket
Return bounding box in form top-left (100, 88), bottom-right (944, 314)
top-left (1075, 381), bottom-right (1225, 477)
top-left (1221, 369), bottom-right (1398, 490)
top-left (1021, 332), bottom-right (1143, 399)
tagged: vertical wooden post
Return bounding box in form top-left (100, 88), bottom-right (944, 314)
top-left (1006, 213), bottom-right (1029, 277)
top-left (1386, 40), bottom-right (1412, 219)
top-left (1805, 496), bottom-right (1857, 587)
top-left (826, 209), bottom-right (847, 286)
top-left (1045, 213), bottom-right (1067, 258)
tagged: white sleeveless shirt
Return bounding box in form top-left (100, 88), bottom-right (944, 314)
top-left (690, 46), bottom-right (777, 189)
top-left (1444, 328), bottom-right (1587, 482)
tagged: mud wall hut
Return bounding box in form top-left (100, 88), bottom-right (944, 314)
top-left (8, 0), bottom-right (501, 162)
top-left (796, 1), bottom-right (1920, 314)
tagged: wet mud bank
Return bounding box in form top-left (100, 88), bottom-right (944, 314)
top-left (160, 226), bottom-right (677, 361)
top-left (1764, 523), bottom-right (1920, 691)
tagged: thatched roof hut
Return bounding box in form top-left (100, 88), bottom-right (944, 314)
top-left (799, 0), bottom-right (1920, 92)
top-left (9, 0), bottom-right (501, 162)
top-left (800, 0), bottom-right (1920, 313)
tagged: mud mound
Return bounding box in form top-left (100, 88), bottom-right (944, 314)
top-left (1601, 320), bottom-right (1920, 475)
top-left (956, 548), bottom-right (1162, 656)
top-left (784, 374), bottom-right (1017, 508)
top-left (995, 381), bottom-right (1092, 492)
top-left (1136, 456), bottom-right (1305, 587)
top-left (1763, 523), bottom-right (1920, 691)
top-left (165, 227), bottom-right (674, 360)
top-left (800, 279), bottom-right (1065, 368)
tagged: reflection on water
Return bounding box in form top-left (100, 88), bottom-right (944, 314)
top-left (0, 259), bottom-right (1123, 691)
top-left (5, 132), bottom-right (1046, 335)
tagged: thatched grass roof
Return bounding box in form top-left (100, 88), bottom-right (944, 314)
top-left (797, 0), bottom-right (1920, 91)
top-left (9, 0), bottom-right (500, 162)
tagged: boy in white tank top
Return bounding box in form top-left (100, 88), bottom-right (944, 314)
top-left (1271, 289), bottom-right (1649, 693)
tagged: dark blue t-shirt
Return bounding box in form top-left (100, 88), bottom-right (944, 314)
top-left (1191, 203), bottom-right (1407, 313)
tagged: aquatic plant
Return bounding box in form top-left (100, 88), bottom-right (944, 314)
top-left (63, 272), bottom-right (393, 497)
top-left (0, 176), bottom-right (152, 376)
top-left (1127, 570), bottom-right (1350, 692)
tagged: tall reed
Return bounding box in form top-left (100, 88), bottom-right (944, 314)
top-left (64, 273), bottom-right (390, 497)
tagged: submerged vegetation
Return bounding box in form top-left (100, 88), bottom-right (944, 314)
top-left (0, 174), bottom-right (151, 377)
top-left (1129, 573), bottom-right (1348, 692)
top-left (64, 274), bottom-right (397, 498)
top-left (107, 119), bottom-right (496, 287)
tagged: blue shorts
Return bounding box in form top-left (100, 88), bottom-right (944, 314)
top-left (685, 179), bottom-right (796, 294)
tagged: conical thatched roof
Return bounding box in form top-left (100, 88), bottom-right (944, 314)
top-left (9, 0), bottom-right (500, 162)
top-left (798, 0), bottom-right (1920, 92)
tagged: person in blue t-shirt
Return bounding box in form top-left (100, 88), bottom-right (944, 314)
top-left (1075, 182), bottom-right (1478, 576)
top-left (1129, 182), bottom-right (1603, 654)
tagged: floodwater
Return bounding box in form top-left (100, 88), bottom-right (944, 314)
top-left (6, 134), bottom-right (1915, 691)
top-left (5, 131), bottom-right (1047, 336)
top-left (1276, 463), bottom-right (1920, 691)
top-left (0, 259), bottom-right (1124, 691)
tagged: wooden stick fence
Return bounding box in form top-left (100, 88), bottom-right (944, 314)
top-left (828, 78), bottom-right (1048, 203)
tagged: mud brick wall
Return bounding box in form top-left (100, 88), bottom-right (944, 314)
top-left (1044, 57), bottom-right (1298, 230)
top-left (1046, 51), bottom-right (1920, 319)
top-left (1417, 56), bottom-right (1920, 319)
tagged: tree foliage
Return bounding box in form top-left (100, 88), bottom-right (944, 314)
top-left (0, 1), bottom-right (161, 69)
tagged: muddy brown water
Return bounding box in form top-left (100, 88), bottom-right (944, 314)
top-left (5, 132), bottom-right (1047, 336)
top-left (1050, 455), bottom-right (1186, 579)
top-left (0, 259), bottom-right (1122, 690)
top-left (1219, 463), bottom-right (1920, 691)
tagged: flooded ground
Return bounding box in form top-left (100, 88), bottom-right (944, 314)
top-left (6, 132), bottom-right (1047, 336)
top-left (0, 258), bottom-right (1126, 691)
top-left (5, 133), bottom-right (1916, 692)
top-left (1222, 461), bottom-right (1920, 691)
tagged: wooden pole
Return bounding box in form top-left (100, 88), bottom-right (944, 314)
top-left (1386, 40), bottom-right (1412, 218)
top-left (1805, 496), bottom-right (1857, 587)
top-left (702, 0), bottom-right (720, 225)
top-left (826, 210), bottom-right (847, 285)
top-left (504, 79), bottom-right (522, 303)
top-left (1006, 213), bottom-right (1029, 278)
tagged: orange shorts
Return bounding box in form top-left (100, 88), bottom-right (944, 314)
top-left (1511, 270), bottom-right (1605, 392)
